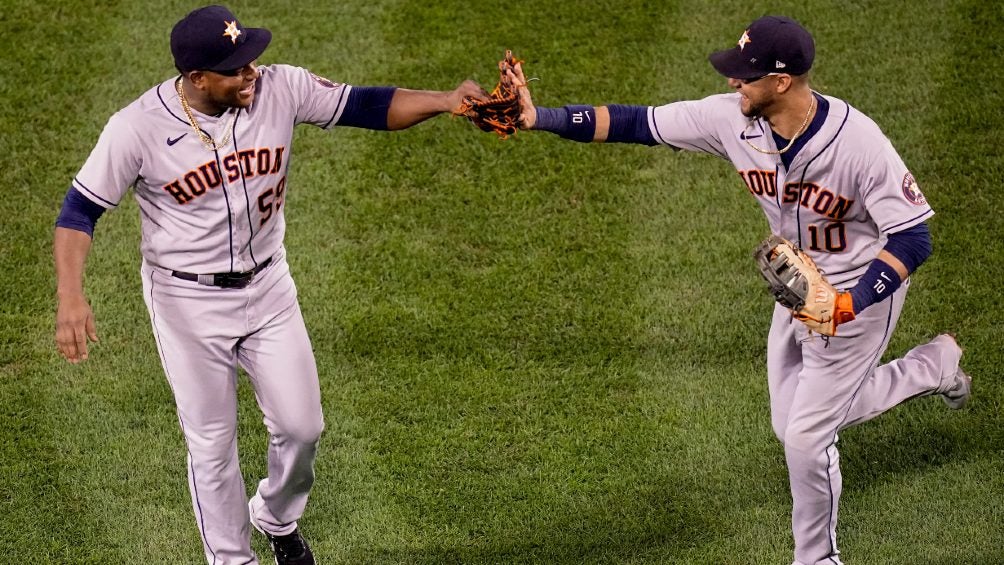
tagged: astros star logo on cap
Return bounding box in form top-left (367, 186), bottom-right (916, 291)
top-left (738, 30), bottom-right (752, 50)
top-left (222, 20), bottom-right (241, 44)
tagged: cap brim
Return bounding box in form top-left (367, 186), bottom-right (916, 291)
top-left (708, 47), bottom-right (764, 80)
top-left (208, 27), bottom-right (271, 71)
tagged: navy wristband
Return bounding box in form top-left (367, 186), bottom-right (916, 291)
top-left (849, 258), bottom-right (902, 314)
top-left (531, 105), bottom-right (596, 142)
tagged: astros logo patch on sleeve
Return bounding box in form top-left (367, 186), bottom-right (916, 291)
top-left (310, 73), bottom-right (341, 88)
top-left (901, 172), bottom-right (927, 205)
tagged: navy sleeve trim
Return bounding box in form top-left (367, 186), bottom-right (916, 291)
top-left (56, 186), bottom-right (106, 236)
top-left (606, 105), bottom-right (657, 145)
top-left (321, 84), bottom-right (354, 129)
top-left (334, 86), bottom-right (396, 130)
top-left (884, 209), bottom-right (934, 233)
top-left (71, 177), bottom-right (117, 208)
top-left (648, 106), bottom-right (668, 145)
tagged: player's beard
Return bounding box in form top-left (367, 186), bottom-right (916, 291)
top-left (211, 77), bottom-right (257, 111)
top-left (221, 80), bottom-right (255, 107)
top-left (741, 96), bottom-right (766, 119)
top-left (196, 83), bottom-right (255, 114)
top-left (742, 103), bottom-right (762, 119)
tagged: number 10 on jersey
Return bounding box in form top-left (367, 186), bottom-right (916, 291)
top-left (806, 222), bottom-right (847, 252)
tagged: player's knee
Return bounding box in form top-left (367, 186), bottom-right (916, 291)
top-left (770, 412), bottom-right (789, 444)
top-left (278, 414), bottom-right (325, 447)
top-left (781, 425), bottom-right (829, 456)
top-left (771, 421), bottom-right (786, 445)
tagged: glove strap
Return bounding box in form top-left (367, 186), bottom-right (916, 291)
top-left (835, 292), bottom-right (856, 324)
top-left (532, 105), bottom-right (596, 142)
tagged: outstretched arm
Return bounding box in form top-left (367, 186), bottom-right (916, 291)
top-left (509, 63), bottom-right (653, 145)
top-left (510, 62), bottom-right (608, 140)
top-left (386, 81), bottom-right (488, 130)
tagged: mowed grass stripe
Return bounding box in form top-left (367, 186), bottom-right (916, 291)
top-left (840, 2), bottom-right (1004, 563)
top-left (0, 2), bottom-right (149, 561)
top-left (623, 5), bottom-right (788, 561)
top-left (288, 1), bottom-right (705, 561)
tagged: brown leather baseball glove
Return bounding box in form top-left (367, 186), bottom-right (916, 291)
top-left (455, 50), bottom-right (524, 139)
top-left (754, 235), bottom-right (856, 336)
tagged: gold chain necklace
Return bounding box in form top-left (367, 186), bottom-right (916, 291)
top-left (743, 96), bottom-right (816, 155)
top-left (175, 77), bottom-right (237, 151)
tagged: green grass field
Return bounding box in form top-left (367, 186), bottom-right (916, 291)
top-left (2, 1), bottom-right (1002, 563)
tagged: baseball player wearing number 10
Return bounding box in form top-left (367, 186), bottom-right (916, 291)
top-left (53, 5), bottom-right (485, 564)
top-left (506, 15), bottom-right (972, 565)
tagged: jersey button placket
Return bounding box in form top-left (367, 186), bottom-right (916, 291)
top-left (231, 145), bottom-right (246, 272)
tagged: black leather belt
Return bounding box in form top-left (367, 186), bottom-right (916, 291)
top-left (171, 257), bottom-right (273, 289)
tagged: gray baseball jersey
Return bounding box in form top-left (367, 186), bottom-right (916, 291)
top-left (647, 92), bottom-right (934, 286)
top-left (643, 91), bottom-right (960, 565)
top-left (73, 64), bottom-right (353, 563)
top-left (72, 64), bottom-right (352, 273)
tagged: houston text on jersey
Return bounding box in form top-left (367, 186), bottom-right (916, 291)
top-left (162, 146), bottom-right (286, 205)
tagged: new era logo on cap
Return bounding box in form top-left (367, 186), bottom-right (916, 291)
top-left (709, 15), bottom-right (815, 80)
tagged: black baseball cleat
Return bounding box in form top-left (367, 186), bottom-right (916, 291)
top-left (250, 504), bottom-right (315, 565)
top-left (260, 527), bottom-right (315, 565)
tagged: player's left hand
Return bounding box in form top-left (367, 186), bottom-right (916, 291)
top-left (55, 293), bottom-right (99, 363)
top-left (507, 60), bottom-right (536, 129)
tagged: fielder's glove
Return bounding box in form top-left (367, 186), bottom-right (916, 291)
top-left (455, 50), bottom-right (524, 139)
top-left (753, 235), bottom-right (855, 336)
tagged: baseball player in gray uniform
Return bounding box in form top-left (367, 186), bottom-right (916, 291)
top-left (505, 15), bottom-right (971, 565)
top-left (53, 5), bottom-right (485, 564)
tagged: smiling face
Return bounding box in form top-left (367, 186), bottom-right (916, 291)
top-left (728, 73), bottom-right (784, 118)
top-left (186, 61), bottom-right (260, 115)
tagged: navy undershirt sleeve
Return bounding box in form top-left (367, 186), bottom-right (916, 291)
top-left (55, 186), bottom-right (106, 237)
top-left (882, 222), bottom-right (932, 273)
top-left (606, 104), bottom-right (658, 145)
top-left (337, 86), bottom-right (397, 130)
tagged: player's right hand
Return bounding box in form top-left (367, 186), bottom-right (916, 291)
top-left (56, 293), bottom-right (98, 364)
top-left (448, 79), bottom-right (490, 112)
top-left (507, 62), bottom-right (536, 129)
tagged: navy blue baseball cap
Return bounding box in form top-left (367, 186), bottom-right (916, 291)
top-left (170, 5), bottom-right (271, 73)
top-left (709, 16), bottom-right (815, 80)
